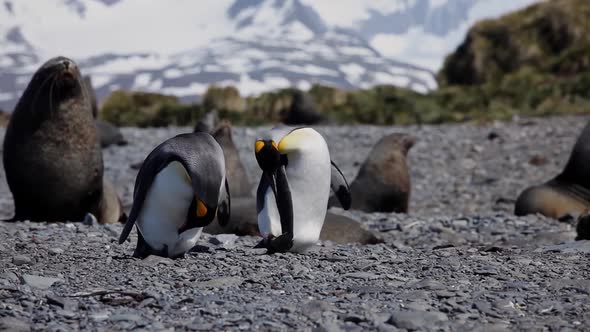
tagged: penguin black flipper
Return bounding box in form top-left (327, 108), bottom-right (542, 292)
top-left (119, 132), bottom-right (225, 244)
top-left (267, 165), bottom-right (294, 253)
top-left (330, 161), bottom-right (351, 210)
top-left (275, 165), bottom-right (293, 239)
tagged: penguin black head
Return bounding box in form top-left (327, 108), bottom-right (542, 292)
top-left (255, 139), bottom-right (282, 173)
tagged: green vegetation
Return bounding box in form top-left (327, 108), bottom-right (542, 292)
top-left (99, 0), bottom-right (590, 127)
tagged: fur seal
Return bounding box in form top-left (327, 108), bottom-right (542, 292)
top-left (211, 120), bottom-right (251, 197)
top-left (83, 76), bottom-right (127, 148)
top-left (205, 196), bottom-right (381, 244)
top-left (331, 133), bottom-right (415, 213)
top-left (194, 110), bottom-right (220, 133)
top-left (515, 121), bottom-right (590, 219)
top-left (3, 56), bottom-right (124, 224)
top-left (202, 121), bottom-right (253, 235)
top-left (96, 120), bottom-right (127, 148)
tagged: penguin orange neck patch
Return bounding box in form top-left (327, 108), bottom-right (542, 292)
top-left (196, 199), bottom-right (208, 217)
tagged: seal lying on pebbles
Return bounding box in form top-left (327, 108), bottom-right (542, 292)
top-left (206, 197), bottom-right (381, 244)
top-left (3, 56), bottom-right (125, 224)
top-left (254, 127), bottom-right (351, 253)
top-left (331, 133), bottom-right (415, 213)
top-left (119, 132), bottom-right (230, 258)
top-left (95, 120), bottom-right (127, 148)
top-left (515, 121), bottom-right (590, 219)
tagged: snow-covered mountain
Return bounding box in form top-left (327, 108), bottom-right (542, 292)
top-left (0, 0), bottom-right (541, 111)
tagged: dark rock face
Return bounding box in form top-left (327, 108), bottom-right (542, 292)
top-left (283, 89), bottom-right (325, 125)
top-left (439, 0), bottom-right (590, 86)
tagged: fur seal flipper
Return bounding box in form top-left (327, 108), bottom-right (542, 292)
top-left (515, 121), bottom-right (590, 219)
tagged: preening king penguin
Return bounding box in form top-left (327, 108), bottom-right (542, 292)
top-left (118, 132), bottom-right (230, 259)
top-left (254, 127), bottom-right (351, 253)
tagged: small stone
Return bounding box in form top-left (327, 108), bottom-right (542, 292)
top-left (487, 131), bottom-right (500, 140)
top-left (387, 310), bottom-right (448, 330)
top-left (109, 314), bottom-right (143, 323)
top-left (410, 278), bottom-right (446, 290)
top-left (12, 255), bottom-right (32, 266)
top-left (209, 234), bottom-right (238, 248)
top-left (343, 272), bottom-right (379, 280)
top-left (91, 312), bottom-right (110, 322)
top-left (313, 322), bottom-right (344, 332)
top-left (46, 294), bottom-right (67, 308)
top-left (435, 290), bottom-right (455, 299)
top-left (48, 248), bottom-right (64, 255)
top-left (529, 154), bottom-right (548, 166)
top-left (0, 317), bottom-right (30, 332)
top-left (56, 309), bottom-right (77, 319)
top-left (139, 255), bottom-right (174, 266)
top-left (1, 272), bottom-right (19, 283)
top-left (83, 213), bottom-right (97, 225)
top-left (21, 274), bottom-right (63, 290)
top-left (197, 277), bottom-right (244, 289)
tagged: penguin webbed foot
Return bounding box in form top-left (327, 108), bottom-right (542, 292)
top-left (253, 238), bottom-right (268, 249)
top-left (132, 232), bottom-right (171, 259)
top-left (255, 233), bottom-right (293, 254)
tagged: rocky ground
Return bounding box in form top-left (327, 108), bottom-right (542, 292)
top-left (1, 115), bottom-right (590, 331)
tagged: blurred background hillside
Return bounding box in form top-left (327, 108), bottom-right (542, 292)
top-left (2, 0), bottom-right (589, 126)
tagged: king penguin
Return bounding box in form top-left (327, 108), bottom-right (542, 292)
top-left (254, 127), bottom-right (351, 253)
top-left (118, 132), bottom-right (230, 259)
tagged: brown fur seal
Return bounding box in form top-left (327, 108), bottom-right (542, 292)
top-left (211, 120), bottom-right (252, 197)
top-left (96, 119), bottom-right (128, 148)
top-left (83, 76), bottom-right (127, 148)
top-left (331, 133), bottom-right (415, 213)
top-left (515, 121), bottom-right (590, 219)
top-left (3, 56), bottom-right (124, 224)
top-left (204, 196), bottom-right (382, 245)
top-left (194, 110), bottom-right (220, 133)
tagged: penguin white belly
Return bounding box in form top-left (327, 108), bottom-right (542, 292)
top-left (137, 161), bottom-right (200, 257)
top-left (289, 152), bottom-right (331, 252)
top-left (258, 185), bottom-right (282, 238)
